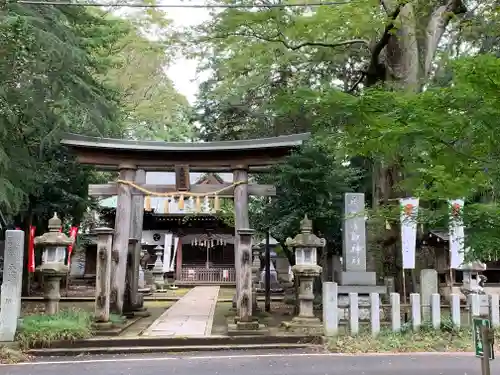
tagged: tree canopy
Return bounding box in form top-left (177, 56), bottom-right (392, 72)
top-left (180, 0), bottom-right (500, 261)
top-left (0, 3), bottom-right (192, 229)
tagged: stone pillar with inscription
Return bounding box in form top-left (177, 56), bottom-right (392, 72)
top-left (129, 169), bottom-right (147, 315)
top-left (0, 230), bottom-right (25, 341)
top-left (94, 227), bottom-right (113, 328)
top-left (337, 193), bottom-right (385, 319)
top-left (228, 229), bottom-right (267, 335)
top-left (111, 164), bottom-right (136, 315)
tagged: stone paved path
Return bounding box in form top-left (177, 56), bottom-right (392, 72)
top-left (143, 286), bottom-right (220, 337)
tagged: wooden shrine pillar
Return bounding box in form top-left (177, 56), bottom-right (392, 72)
top-left (129, 169), bottom-right (146, 313)
top-left (110, 163), bottom-right (136, 315)
top-left (233, 167), bottom-right (253, 321)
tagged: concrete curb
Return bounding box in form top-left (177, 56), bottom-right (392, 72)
top-left (27, 343), bottom-right (317, 356)
top-left (21, 296), bottom-right (284, 302)
top-left (25, 335), bottom-right (322, 356)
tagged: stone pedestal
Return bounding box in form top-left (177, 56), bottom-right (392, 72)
top-left (42, 271), bottom-right (65, 315)
top-left (288, 265), bottom-right (322, 332)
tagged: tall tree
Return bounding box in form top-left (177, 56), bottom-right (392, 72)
top-left (99, 9), bottom-right (193, 141)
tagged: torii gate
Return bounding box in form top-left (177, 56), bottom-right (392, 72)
top-left (61, 132), bottom-right (309, 324)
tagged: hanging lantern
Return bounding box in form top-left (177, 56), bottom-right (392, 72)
top-left (195, 196), bottom-right (201, 212)
top-left (145, 196), bottom-right (152, 211)
top-left (163, 199), bottom-right (169, 214)
top-left (178, 194), bottom-right (185, 210)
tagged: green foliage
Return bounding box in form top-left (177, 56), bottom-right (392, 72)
top-left (0, 3), bottom-right (193, 227)
top-left (16, 310), bottom-right (93, 350)
top-left (98, 12), bottom-right (193, 141)
top-left (327, 325), bottom-right (472, 353)
top-left (250, 139), bottom-right (360, 252)
top-left (317, 54), bottom-right (500, 260)
top-left (0, 3), bottom-right (124, 222)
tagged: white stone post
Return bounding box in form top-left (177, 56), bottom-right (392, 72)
top-left (0, 230), bottom-right (25, 342)
top-left (450, 293), bottom-right (461, 328)
top-left (349, 292), bottom-right (359, 335)
top-left (390, 292), bottom-right (401, 332)
top-left (322, 282), bottom-right (338, 337)
top-left (370, 292), bottom-right (380, 337)
top-left (431, 293), bottom-right (441, 329)
top-left (410, 293), bottom-right (421, 331)
top-left (489, 294), bottom-right (500, 328)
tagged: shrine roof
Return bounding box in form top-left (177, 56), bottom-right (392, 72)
top-left (62, 133), bottom-right (308, 152)
top-left (61, 133), bottom-right (310, 171)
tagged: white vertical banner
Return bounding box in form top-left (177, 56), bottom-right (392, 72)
top-left (400, 197), bottom-right (419, 269)
top-left (163, 233), bottom-right (173, 273)
top-left (449, 199), bottom-right (465, 269)
top-left (170, 237), bottom-right (180, 272)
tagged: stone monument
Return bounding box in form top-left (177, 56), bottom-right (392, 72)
top-left (420, 269), bottom-right (438, 320)
top-left (0, 230), bottom-right (25, 341)
top-left (336, 193), bottom-right (385, 319)
top-left (257, 260), bottom-right (283, 293)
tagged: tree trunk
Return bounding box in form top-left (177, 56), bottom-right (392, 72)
top-left (374, 0), bottom-right (466, 292)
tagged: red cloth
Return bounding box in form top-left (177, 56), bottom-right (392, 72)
top-left (28, 226), bottom-right (36, 273)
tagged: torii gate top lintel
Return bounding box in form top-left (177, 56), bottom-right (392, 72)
top-left (61, 132), bottom-right (310, 172)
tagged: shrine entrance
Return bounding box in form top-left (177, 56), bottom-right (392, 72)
top-left (61, 132), bottom-right (308, 328)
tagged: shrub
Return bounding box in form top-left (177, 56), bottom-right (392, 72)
top-left (16, 309), bottom-right (94, 350)
top-left (327, 325), bottom-right (473, 353)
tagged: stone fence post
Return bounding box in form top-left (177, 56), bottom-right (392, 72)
top-left (0, 230), bottom-right (25, 341)
top-left (322, 282), bottom-right (338, 336)
top-left (94, 227), bottom-right (113, 326)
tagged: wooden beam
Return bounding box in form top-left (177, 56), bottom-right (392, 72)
top-left (89, 183), bottom-right (276, 197)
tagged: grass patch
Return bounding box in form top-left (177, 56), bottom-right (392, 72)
top-left (16, 309), bottom-right (93, 350)
top-left (0, 346), bottom-right (28, 364)
top-left (327, 320), bottom-right (484, 353)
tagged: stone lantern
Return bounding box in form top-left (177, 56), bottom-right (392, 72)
top-left (34, 213), bottom-right (73, 315)
top-left (285, 215), bottom-right (325, 330)
top-left (152, 245), bottom-right (166, 291)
